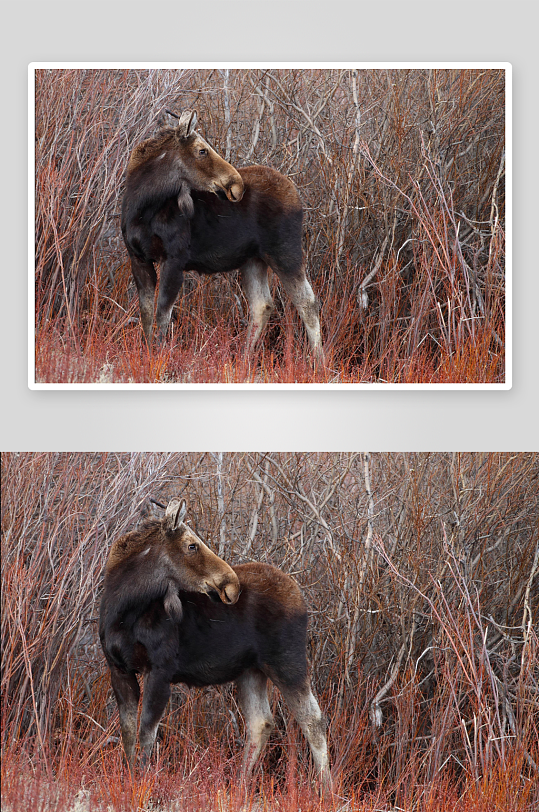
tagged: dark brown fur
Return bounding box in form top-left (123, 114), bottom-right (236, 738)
top-left (120, 111), bottom-right (324, 363)
top-left (99, 501), bottom-right (331, 791)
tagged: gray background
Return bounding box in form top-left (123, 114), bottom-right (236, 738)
top-left (3, 1), bottom-right (537, 451)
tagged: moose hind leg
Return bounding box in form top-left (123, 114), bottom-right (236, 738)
top-left (139, 671), bottom-right (172, 766)
top-left (130, 256), bottom-right (157, 346)
top-left (240, 259), bottom-right (275, 356)
top-left (109, 665), bottom-right (141, 771)
top-left (236, 668), bottom-right (275, 780)
top-left (279, 683), bottom-right (332, 791)
top-left (279, 273), bottom-right (325, 366)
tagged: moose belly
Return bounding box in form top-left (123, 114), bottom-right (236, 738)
top-left (185, 242), bottom-right (258, 276)
top-left (171, 651), bottom-right (256, 688)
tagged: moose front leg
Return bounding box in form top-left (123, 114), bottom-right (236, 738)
top-left (139, 670), bottom-right (172, 767)
top-left (109, 665), bottom-right (141, 772)
top-left (154, 259), bottom-right (185, 343)
top-left (130, 255), bottom-right (158, 347)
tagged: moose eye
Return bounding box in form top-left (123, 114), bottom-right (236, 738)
top-left (188, 543), bottom-right (198, 551)
top-left (198, 148), bottom-right (207, 157)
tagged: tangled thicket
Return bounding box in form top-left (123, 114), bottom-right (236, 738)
top-left (34, 68), bottom-right (506, 383)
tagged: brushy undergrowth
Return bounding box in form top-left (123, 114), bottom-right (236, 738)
top-left (2, 452), bottom-right (536, 810)
top-left (34, 68), bottom-right (506, 383)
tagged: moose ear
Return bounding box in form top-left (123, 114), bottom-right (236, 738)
top-left (165, 499), bottom-right (188, 533)
top-left (157, 109), bottom-right (180, 131)
top-left (177, 110), bottom-right (197, 138)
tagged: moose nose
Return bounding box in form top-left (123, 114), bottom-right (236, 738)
top-left (215, 575), bottom-right (240, 605)
top-left (226, 179), bottom-right (244, 203)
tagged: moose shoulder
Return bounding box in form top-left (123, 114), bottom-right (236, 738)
top-left (99, 499), bottom-right (331, 793)
top-left (120, 111), bottom-right (324, 364)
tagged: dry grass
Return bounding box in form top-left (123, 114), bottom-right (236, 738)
top-left (2, 452), bottom-right (536, 810)
top-left (33, 68), bottom-right (506, 384)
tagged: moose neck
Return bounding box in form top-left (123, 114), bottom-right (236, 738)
top-left (125, 153), bottom-right (190, 218)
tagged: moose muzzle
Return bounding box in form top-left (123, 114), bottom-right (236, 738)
top-left (205, 570), bottom-right (240, 605)
top-left (225, 176), bottom-right (244, 202)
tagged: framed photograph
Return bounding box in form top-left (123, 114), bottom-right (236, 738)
top-left (30, 64), bottom-right (511, 389)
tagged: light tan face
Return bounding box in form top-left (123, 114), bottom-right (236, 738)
top-left (166, 524), bottom-right (240, 605)
top-left (175, 132), bottom-right (244, 203)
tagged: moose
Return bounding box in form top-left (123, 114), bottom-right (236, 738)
top-left (99, 499), bottom-right (331, 792)
top-left (120, 111), bottom-right (324, 364)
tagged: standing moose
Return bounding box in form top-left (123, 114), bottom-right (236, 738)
top-left (120, 111), bottom-right (324, 364)
top-left (99, 499), bottom-right (331, 793)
